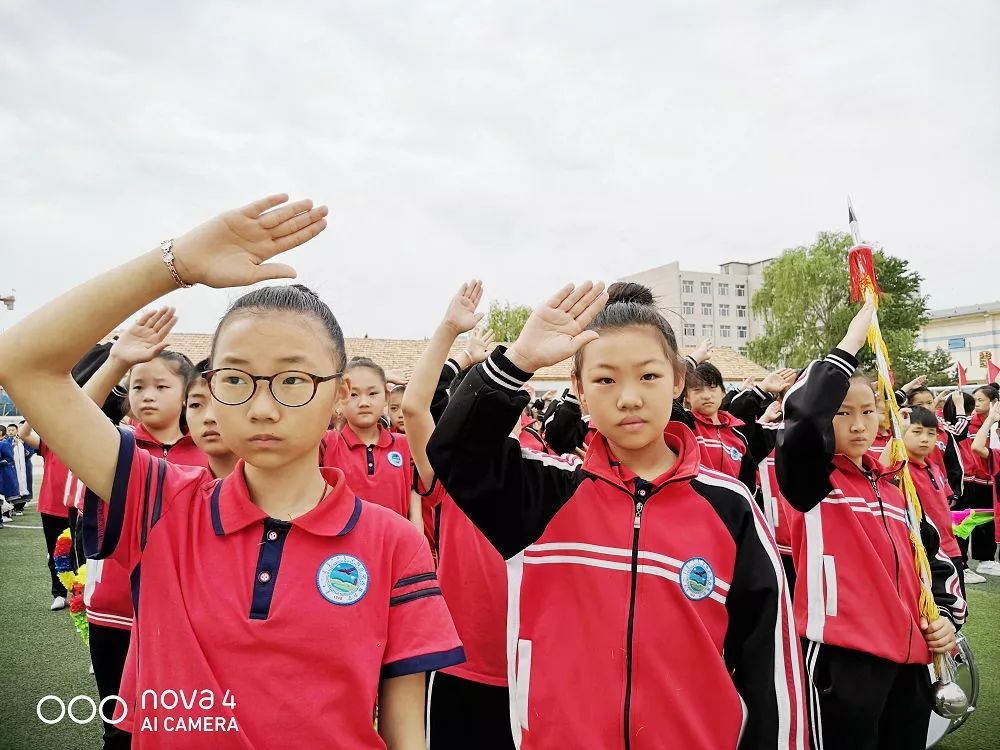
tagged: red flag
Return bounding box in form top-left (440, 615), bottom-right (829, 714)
top-left (958, 362), bottom-right (968, 386)
top-left (988, 358), bottom-right (1000, 385)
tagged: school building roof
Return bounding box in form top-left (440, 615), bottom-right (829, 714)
top-left (103, 332), bottom-right (771, 383)
top-left (926, 302), bottom-right (1000, 320)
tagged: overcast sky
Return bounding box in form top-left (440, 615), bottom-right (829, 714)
top-left (2, 1), bottom-right (998, 340)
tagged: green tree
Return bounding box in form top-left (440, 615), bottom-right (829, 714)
top-left (487, 300), bottom-right (532, 343)
top-left (894, 347), bottom-right (957, 387)
top-left (747, 232), bottom-right (929, 374)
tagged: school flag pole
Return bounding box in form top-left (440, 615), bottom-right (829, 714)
top-left (846, 198), bottom-right (968, 719)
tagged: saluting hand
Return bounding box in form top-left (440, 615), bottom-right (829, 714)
top-left (760, 368), bottom-right (798, 394)
top-left (110, 307), bottom-right (178, 367)
top-left (986, 401), bottom-right (1000, 426)
top-left (442, 280), bottom-right (485, 336)
top-left (690, 338), bottom-right (714, 364)
top-left (466, 327), bottom-right (496, 365)
top-left (506, 282), bottom-right (608, 373)
top-left (170, 194), bottom-right (329, 288)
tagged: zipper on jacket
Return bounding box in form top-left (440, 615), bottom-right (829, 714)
top-left (623, 481), bottom-right (648, 750)
top-left (867, 472), bottom-right (913, 660)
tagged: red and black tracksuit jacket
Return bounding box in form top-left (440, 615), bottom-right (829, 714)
top-left (427, 347), bottom-right (806, 750)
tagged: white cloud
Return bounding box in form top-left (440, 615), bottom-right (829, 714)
top-left (1, 0), bottom-right (998, 341)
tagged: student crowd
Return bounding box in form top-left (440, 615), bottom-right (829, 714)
top-left (0, 194), bottom-right (991, 750)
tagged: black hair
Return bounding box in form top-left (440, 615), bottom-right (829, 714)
top-left (572, 282), bottom-right (682, 379)
top-left (344, 356), bottom-right (386, 384)
top-left (974, 385), bottom-right (999, 402)
top-left (388, 384), bottom-right (406, 397)
top-left (943, 391), bottom-right (974, 423)
top-left (686, 362), bottom-right (724, 392)
top-left (211, 284), bottom-right (346, 371)
top-left (186, 358), bottom-right (211, 397)
top-left (908, 406), bottom-right (939, 430)
top-left (906, 386), bottom-right (933, 404)
top-left (849, 368), bottom-right (877, 394)
top-left (158, 351), bottom-right (196, 388)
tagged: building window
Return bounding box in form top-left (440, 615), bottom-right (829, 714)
top-left (702, 324), bottom-right (713, 337)
top-left (701, 302), bottom-right (713, 316)
top-left (735, 284), bottom-right (746, 297)
top-left (737, 305), bottom-right (747, 318)
top-left (683, 323), bottom-right (696, 337)
top-left (737, 325), bottom-right (748, 339)
top-left (719, 325), bottom-right (731, 338)
top-left (738, 346), bottom-right (747, 355)
top-left (682, 279), bottom-right (694, 294)
top-left (700, 281), bottom-right (712, 295)
top-left (718, 283), bottom-right (729, 296)
top-left (719, 304), bottom-right (730, 317)
top-left (682, 301), bottom-right (695, 316)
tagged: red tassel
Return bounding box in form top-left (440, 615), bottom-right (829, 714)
top-left (848, 244), bottom-right (882, 303)
top-left (53, 537), bottom-right (72, 556)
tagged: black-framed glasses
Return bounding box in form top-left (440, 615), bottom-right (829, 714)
top-left (203, 368), bottom-right (343, 408)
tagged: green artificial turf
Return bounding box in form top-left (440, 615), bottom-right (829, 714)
top-left (0, 477), bottom-right (996, 749)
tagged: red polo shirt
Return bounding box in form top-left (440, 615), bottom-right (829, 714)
top-left (84, 424), bottom-right (210, 632)
top-left (93, 428), bottom-right (463, 748)
top-left (420, 477), bottom-right (508, 687)
top-left (36, 442), bottom-right (70, 519)
top-left (320, 425), bottom-right (413, 518)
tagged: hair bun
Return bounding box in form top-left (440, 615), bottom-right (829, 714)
top-left (606, 282), bottom-right (654, 307)
top-left (291, 283), bottom-right (320, 300)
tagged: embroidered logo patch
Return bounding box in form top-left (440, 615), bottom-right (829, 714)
top-left (387, 451), bottom-right (404, 468)
top-left (727, 446), bottom-right (743, 462)
top-left (679, 557), bottom-right (715, 601)
top-left (317, 554), bottom-right (369, 606)
top-left (936, 440), bottom-right (945, 452)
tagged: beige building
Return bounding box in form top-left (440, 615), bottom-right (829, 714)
top-left (918, 302), bottom-right (1000, 383)
top-left (619, 259), bottom-right (772, 352)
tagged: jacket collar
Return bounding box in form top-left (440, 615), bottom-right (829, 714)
top-left (690, 409), bottom-right (744, 430)
top-left (831, 450), bottom-right (902, 480)
top-left (582, 422), bottom-right (701, 493)
top-left (211, 464), bottom-right (361, 537)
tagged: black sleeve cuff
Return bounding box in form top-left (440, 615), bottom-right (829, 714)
top-left (824, 349), bottom-right (859, 379)
top-left (480, 347), bottom-right (533, 393)
top-left (381, 646), bottom-right (467, 679)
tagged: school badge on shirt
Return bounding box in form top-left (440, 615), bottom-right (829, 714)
top-left (680, 557), bottom-right (715, 601)
top-left (317, 554), bottom-right (369, 606)
top-left (387, 451), bottom-right (404, 468)
top-left (727, 446), bottom-right (743, 462)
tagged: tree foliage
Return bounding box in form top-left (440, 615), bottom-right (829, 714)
top-left (747, 232), bottom-right (930, 379)
top-left (487, 300), bottom-right (532, 343)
